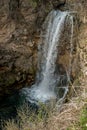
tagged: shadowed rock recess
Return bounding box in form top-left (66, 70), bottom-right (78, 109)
top-left (0, 0), bottom-right (86, 99)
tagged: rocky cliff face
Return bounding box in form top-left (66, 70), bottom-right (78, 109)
top-left (0, 0), bottom-right (87, 99)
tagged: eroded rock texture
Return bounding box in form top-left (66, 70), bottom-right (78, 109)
top-left (0, 0), bottom-right (87, 98)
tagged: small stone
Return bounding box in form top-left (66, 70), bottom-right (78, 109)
top-left (79, 42), bottom-right (86, 49)
top-left (85, 71), bottom-right (87, 76)
top-left (23, 29), bottom-right (28, 35)
top-left (23, 36), bottom-right (27, 40)
top-left (28, 41), bottom-right (34, 47)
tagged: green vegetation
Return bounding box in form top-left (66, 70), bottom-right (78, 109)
top-left (3, 97), bottom-right (87, 130)
top-left (29, 0), bottom-right (41, 8)
top-left (67, 105), bottom-right (87, 130)
top-left (2, 102), bottom-right (52, 130)
top-left (28, 0), bottom-right (37, 8)
top-left (79, 106), bottom-right (87, 130)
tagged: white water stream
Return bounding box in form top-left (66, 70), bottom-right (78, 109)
top-left (22, 10), bottom-right (74, 104)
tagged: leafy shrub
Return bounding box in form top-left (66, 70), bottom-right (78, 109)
top-left (80, 106), bottom-right (87, 130)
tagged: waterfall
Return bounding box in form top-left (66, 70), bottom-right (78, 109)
top-left (22, 10), bottom-right (74, 104)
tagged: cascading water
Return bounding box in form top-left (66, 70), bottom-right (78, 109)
top-left (22, 10), bottom-right (74, 104)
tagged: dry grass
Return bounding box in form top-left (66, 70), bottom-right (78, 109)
top-left (4, 120), bottom-right (19, 130)
top-left (3, 77), bottom-right (87, 130)
top-left (48, 88), bottom-right (87, 130)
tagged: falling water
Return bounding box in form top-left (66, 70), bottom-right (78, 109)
top-left (22, 10), bottom-right (74, 104)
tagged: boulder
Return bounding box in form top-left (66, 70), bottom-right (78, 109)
top-left (52, 0), bottom-right (66, 9)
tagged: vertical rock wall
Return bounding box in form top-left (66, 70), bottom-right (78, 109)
top-left (0, 0), bottom-right (86, 98)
